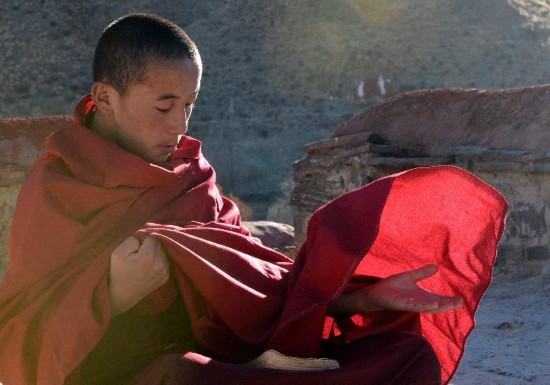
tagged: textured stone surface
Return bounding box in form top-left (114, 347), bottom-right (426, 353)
top-left (0, 116), bottom-right (71, 279)
top-left (0, 116), bottom-right (71, 173)
top-left (292, 87), bottom-right (550, 272)
top-left (0, 186), bottom-right (19, 279)
top-left (243, 220), bottom-right (297, 258)
top-left (333, 86), bottom-right (550, 158)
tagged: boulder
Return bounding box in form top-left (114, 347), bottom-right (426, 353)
top-left (243, 220), bottom-right (297, 259)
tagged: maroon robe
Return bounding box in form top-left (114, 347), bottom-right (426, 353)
top-left (0, 96), bottom-right (508, 384)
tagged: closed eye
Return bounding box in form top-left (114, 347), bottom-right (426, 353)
top-left (156, 107), bottom-right (170, 113)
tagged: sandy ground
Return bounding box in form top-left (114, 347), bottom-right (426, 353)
top-left (450, 264), bottom-right (550, 384)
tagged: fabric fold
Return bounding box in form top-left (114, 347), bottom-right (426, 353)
top-left (0, 120), bottom-right (508, 385)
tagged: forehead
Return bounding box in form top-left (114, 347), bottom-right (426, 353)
top-left (132, 58), bottom-right (202, 96)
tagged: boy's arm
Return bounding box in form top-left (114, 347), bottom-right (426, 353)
top-left (108, 236), bottom-right (170, 316)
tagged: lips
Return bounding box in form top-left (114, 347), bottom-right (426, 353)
top-left (161, 144), bottom-right (177, 154)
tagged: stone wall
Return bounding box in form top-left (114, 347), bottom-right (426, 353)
top-left (292, 87), bottom-right (550, 272)
top-left (0, 116), bottom-right (71, 278)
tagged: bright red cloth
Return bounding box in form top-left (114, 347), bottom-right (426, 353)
top-left (0, 97), bottom-right (508, 385)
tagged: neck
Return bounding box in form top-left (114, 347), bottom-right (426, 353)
top-left (90, 110), bottom-right (118, 144)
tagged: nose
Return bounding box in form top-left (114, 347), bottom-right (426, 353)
top-left (167, 110), bottom-right (189, 135)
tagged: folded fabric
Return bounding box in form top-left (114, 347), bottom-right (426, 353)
top-left (0, 121), bottom-right (508, 385)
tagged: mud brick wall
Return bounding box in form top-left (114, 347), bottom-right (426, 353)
top-left (0, 116), bottom-right (72, 278)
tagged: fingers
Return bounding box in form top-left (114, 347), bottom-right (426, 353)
top-left (139, 237), bottom-right (158, 255)
top-left (108, 236), bottom-right (170, 316)
top-left (112, 236), bottom-right (168, 264)
top-left (424, 295), bottom-right (465, 314)
top-left (403, 264), bottom-right (438, 282)
top-left (139, 237), bottom-right (170, 279)
top-left (140, 237), bottom-right (168, 261)
top-left (112, 236), bottom-right (140, 258)
top-left (406, 265), bottom-right (465, 313)
top-left (438, 295), bottom-right (465, 312)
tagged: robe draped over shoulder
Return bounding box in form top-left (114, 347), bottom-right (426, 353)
top-left (0, 98), bottom-right (508, 384)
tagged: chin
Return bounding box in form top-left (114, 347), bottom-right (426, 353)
top-left (150, 155), bottom-right (171, 164)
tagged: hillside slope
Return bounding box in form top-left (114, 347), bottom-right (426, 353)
top-left (2, 0), bottom-right (550, 218)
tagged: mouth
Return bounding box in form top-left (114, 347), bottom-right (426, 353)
top-left (159, 144), bottom-right (178, 156)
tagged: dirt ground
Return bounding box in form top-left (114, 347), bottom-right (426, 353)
top-left (451, 264), bottom-right (550, 384)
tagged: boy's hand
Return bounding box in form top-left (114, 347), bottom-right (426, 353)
top-left (329, 264), bottom-right (464, 315)
top-left (359, 264), bottom-right (464, 313)
top-left (108, 236), bottom-right (170, 316)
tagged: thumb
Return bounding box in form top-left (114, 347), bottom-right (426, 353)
top-left (112, 236), bottom-right (140, 259)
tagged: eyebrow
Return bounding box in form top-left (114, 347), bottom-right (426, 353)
top-left (156, 91), bottom-right (199, 101)
top-left (156, 94), bottom-right (180, 101)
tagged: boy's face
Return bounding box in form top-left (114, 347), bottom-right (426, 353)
top-left (107, 58), bottom-right (201, 164)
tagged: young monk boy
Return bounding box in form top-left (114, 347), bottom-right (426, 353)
top-left (0, 13), bottom-right (507, 385)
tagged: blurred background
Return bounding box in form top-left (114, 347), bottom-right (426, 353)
top-left (2, 0), bottom-right (550, 221)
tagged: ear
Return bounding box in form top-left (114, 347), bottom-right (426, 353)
top-left (91, 81), bottom-right (117, 115)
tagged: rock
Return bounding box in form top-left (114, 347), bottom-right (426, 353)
top-left (333, 86), bottom-right (550, 158)
top-left (242, 220), bottom-right (297, 258)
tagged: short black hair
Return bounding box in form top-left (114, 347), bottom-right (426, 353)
top-left (93, 13), bottom-right (200, 94)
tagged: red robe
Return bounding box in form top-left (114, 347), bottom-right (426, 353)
top-left (0, 97), bottom-right (508, 384)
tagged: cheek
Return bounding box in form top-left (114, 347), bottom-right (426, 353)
top-left (119, 112), bottom-right (157, 144)
top-left (128, 109), bottom-right (159, 132)
top-left (148, 115), bottom-right (168, 135)
top-left (116, 103), bottom-right (141, 130)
